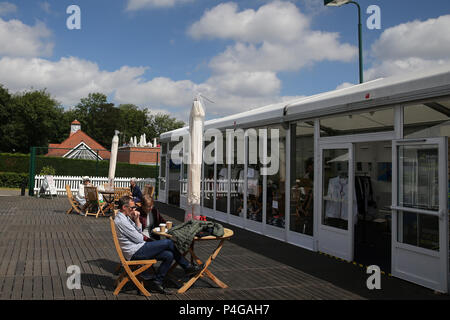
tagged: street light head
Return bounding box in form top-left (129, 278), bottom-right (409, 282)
top-left (324, 0), bottom-right (351, 6)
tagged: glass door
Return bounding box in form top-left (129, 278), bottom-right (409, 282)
top-left (392, 137), bottom-right (448, 293)
top-left (318, 143), bottom-right (355, 261)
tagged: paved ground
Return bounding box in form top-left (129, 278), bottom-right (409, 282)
top-left (0, 196), bottom-right (448, 300)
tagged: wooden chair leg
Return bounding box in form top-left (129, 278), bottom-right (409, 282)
top-left (114, 277), bottom-right (130, 296)
top-left (66, 208), bottom-right (73, 214)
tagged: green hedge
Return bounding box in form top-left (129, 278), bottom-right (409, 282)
top-left (0, 172), bottom-right (28, 188)
top-left (0, 153), bottom-right (159, 178)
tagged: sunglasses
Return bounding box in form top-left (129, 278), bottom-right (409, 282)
top-left (127, 206), bottom-right (137, 210)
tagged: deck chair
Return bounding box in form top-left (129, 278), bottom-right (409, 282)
top-left (143, 185), bottom-right (155, 198)
top-left (84, 186), bottom-right (106, 218)
top-left (110, 217), bottom-right (157, 297)
top-left (113, 188), bottom-right (132, 214)
top-left (65, 185), bottom-right (82, 215)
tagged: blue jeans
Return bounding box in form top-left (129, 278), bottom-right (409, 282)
top-left (131, 239), bottom-right (190, 284)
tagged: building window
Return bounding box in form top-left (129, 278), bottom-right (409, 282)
top-left (246, 129), bottom-right (263, 223)
top-left (229, 130), bottom-right (245, 218)
top-left (404, 100), bottom-right (450, 139)
top-left (216, 133), bottom-right (228, 214)
top-left (320, 107), bottom-right (394, 137)
top-left (203, 139), bottom-right (215, 210)
top-left (265, 125), bottom-right (286, 229)
top-left (290, 122), bottom-right (314, 236)
top-left (322, 149), bottom-right (352, 230)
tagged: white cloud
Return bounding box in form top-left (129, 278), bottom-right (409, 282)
top-left (0, 3), bottom-right (357, 123)
top-left (126, 0), bottom-right (193, 11)
top-left (372, 15), bottom-right (450, 61)
top-left (115, 77), bottom-right (197, 107)
top-left (365, 58), bottom-right (450, 81)
top-left (189, 1), bottom-right (357, 74)
top-left (335, 82), bottom-right (354, 90)
top-left (0, 56), bottom-right (147, 106)
top-left (0, 18), bottom-right (53, 57)
top-left (366, 15), bottom-right (450, 80)
top-left (205, 71), bottom-right (281, 97)
top-left (189, 2), bottom-right (309, 44)
top-left (0, 2), bottom-right (16, 16)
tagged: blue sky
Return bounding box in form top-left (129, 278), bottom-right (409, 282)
top-left (1, 0), bottom-right (450, 121)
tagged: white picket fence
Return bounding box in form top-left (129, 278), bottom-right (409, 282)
top-left (34, 175), bottom-right (156, 196)
top-left (180, 179), bottom-right (244, 196)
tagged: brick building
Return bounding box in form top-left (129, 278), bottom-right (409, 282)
top-left (117, 146), bottom-right (160, 165)
top-left (46, 120), bottom-right (111, 160)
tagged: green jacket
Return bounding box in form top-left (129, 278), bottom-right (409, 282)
top-left (167, 220), bottom-right (224, 253)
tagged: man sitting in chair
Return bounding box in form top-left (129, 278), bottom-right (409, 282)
top-left (130, 178), bottom-right (143, 204)
top-left (114, 195), bottom-right (202, 294)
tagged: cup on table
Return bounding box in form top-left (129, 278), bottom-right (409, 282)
top-left (159, 223), bottom-right (166, 233)
top-left (166, 221), bottom-right (173, 229)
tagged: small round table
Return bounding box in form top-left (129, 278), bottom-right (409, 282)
top-left (152, 227), bottom-right (233, 293)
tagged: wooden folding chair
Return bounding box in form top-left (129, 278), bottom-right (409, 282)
top-left (65, 185), bottom-right (82, 215)
top-left (113, 188), bottom-right (132, 213)
top-left (143, 185), bottom-right (155, 198)
top-left (110, 217), bottom-right (157, 297)
top-left (84, 186), bottom-right (106, 218)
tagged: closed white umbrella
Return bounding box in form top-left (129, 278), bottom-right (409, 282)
top-left (108, 130), bottom-right (120, 188)
top-left (185, 98), bottom-right (205, 221)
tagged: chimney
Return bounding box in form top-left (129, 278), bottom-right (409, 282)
top-left (70, 120), bottom-right (81, 136)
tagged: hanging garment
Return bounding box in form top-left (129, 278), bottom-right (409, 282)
top-left (355, 176), bottom-right (377, 219)
top-left (325, 176), bottom-right (358, 222)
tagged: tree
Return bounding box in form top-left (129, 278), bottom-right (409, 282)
top-left (71, 93), bottom-right (120, 149)
top-left (0, 87), bottom-right (65, 153)
top-left (117, 104), bottom-right (149, 146)
top-left (146, 112), bottom-right (185, 142)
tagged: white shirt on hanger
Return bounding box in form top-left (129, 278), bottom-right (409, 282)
top-left (325, 176), bottom-right (358, 222)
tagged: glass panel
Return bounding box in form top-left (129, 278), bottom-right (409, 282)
top-left (168, 157), bottom-right (180, 206)
top-left (320, 107), bottom-right (394, 137)
top-left (247, 129), bottom-right (263, 222)
top-left (290, 122), bottom-right (315, 236)
top-left (216, 134), bottom-right (228, 213)
top-left (160, 155), bottom-right (166, 190)
top-left (399, 212), bottom-right (439, 251)
top-left (322, 149), bottom-right (352, 230)
top-left (181, 148), bottom-right (187, 195)
top-left (398, 145), bottom-right (439, 211)
top-left (203, 139), bottom-right (214, 210)
top-left (230, 132), bottom-right (245, 217)
top-left (161, 142), bottom-right (167, 155)
top-left (266, 125), bottom-right (286, 229)
top-left (404, 101), bottom-right (450, 139)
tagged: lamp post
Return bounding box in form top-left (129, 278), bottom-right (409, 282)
top-left (324, 0), bottom-right (363, 84)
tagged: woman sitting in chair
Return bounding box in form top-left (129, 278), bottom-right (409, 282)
top-left (139, 194), bottom-right (166, 240)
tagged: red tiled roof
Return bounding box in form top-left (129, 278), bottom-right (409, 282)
top-left (46, 130), bottom-right (111, 159)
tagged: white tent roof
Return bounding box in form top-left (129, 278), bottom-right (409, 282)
top-left (160, 64), bottom-right (450, 142)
